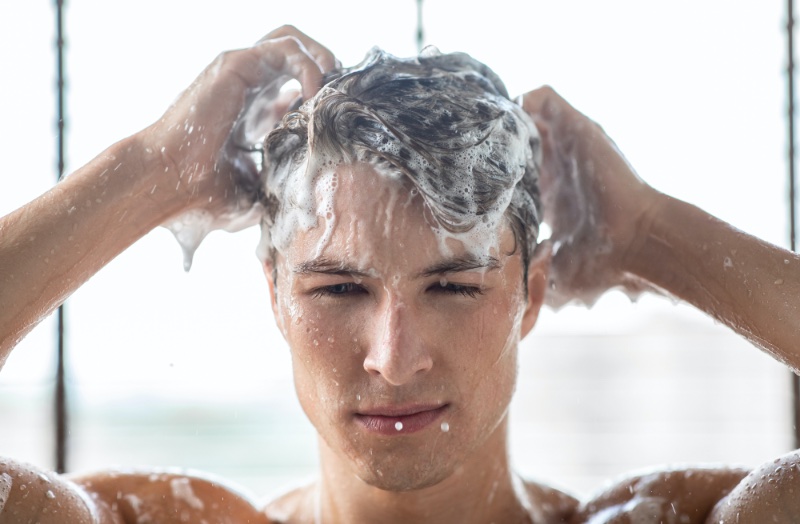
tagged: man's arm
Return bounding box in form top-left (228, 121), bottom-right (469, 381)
top-left (0, 26), bottom-right (336, 366)
top-left (522, 86), bottom-right (800, 370)
top-left (626, 192), bottom-right (800, 368)
top-left (0, 459), bottom-right (113, 523)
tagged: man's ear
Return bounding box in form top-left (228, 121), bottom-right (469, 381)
top-left (263, 262), bottom-right (284, 335)
top-left (520, 240), bottom-right (552, 339)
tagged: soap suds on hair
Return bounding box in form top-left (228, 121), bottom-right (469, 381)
top-left (260, 46), bottom-right (541, 268)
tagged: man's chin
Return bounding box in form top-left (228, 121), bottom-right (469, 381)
top-left (355, 461), bottom-right (453, 492)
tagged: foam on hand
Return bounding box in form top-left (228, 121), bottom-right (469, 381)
top-left (164, 69), bottom-right (297, 271)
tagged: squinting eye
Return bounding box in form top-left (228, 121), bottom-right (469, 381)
top-left (434, 282), bottom-right (483, 298)
top-left (312, 282), bottom-right (365, 298)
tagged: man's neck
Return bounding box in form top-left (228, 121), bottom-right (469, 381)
top-left (315, 421), bottom-right (533, 524)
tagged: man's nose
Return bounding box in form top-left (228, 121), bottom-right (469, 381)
top-left (362, 300), bottom-right (433, 386)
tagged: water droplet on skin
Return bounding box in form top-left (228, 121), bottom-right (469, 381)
top-left (395, 421), bottom-right (403, 431)
top-left (440, 422), bottom-right (449, 432)
top-left (46, 490), bottom-right (55, 499)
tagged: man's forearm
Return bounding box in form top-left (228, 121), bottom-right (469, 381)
top-left (0, 135), bottom-right (182, 364)
top-left (624, 193), bottom-right (800, 368)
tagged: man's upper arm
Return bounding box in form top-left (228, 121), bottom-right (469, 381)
top-left (0, 457), bottom-right (110, 523)
top-left (708, 450), bottom-right (800, 524)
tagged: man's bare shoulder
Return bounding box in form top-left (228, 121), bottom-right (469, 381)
top-left (72, 467), bottom-right (273, 523)
top-left (0, 458), bottom-right (274, 524)
top-left (569, 466), bottom-right (748, 524)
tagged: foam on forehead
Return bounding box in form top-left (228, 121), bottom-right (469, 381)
top-left (259, 46), bottom-right (541, 265)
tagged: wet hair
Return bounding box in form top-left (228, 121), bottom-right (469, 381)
top-left (261, 46), bottom-right (541, 271)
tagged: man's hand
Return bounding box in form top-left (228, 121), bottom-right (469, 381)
top-left (138, 25), bottom-right (336, 221)
top-left (521, 86), bottom-right (662, 308)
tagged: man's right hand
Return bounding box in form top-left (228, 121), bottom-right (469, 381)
top-left (137, 25), bottom-right (336, 221)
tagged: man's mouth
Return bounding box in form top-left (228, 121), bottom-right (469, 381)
top-left (354, 404), bottom-right (449, 435)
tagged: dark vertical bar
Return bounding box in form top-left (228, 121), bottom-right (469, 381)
top-left (788, 0), bottom-right (800, 450)
top-left (416, 0), bottom-right (424, 53)
top-left (791, 1), bottom-right (797, 254)
top-left (54, 0), bottom-right (68, 473)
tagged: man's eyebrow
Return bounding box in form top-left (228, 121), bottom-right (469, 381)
top-left (292, 257), bottom-right (373, 277)
top-left (416, 255), bottom-right (501, 278)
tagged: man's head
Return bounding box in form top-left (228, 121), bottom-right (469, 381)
top-left (258, 48), bottom-right (547, 492)
top-left (260, 47), bottom-right (541, 271)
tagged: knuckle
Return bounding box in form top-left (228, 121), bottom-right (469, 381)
top-left (213, 49), bottom-right (232, 66)
top-left (277, 24), bottom-right (299, 34)
top-left (267, 35), bottom-right (303, 53)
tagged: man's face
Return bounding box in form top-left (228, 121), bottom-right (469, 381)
top-left (268, 162), bottom-right (538, 491)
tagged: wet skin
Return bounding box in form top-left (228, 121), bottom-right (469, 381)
top-left (261, 162), bottom-right (554, 522)
top-left (2, 162), bottom-right (799, 523)
top-left (271, 162), bottom-right (530, 490)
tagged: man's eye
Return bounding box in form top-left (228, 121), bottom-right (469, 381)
top-left (433, 282), bottom-right (483, 298)
top-left (313, 283), bottom-right (365, 298)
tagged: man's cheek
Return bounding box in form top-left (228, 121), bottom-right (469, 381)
top-left (292, 338), bottom-right (350, 406)
top-left (293, 354), bottom-right (335, 426)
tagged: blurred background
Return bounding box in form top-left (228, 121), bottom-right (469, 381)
top-left (0, 0), bottom-right (793, 501)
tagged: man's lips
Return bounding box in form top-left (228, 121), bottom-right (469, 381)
top-left (354, 404), bottom-right (449, 435)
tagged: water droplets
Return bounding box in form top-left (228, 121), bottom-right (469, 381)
top-left (440, 421), bottom-right (450, 432)
top-left (395, 421), bottom-right (403, 431)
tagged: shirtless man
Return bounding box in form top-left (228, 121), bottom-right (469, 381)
top-left (1, 26), bottom-right (799, 523)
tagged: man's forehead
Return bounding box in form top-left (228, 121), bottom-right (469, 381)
top-left (273, 160), bottom-right (517, 276)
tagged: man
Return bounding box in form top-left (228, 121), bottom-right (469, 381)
top-left (0, 25), bottom-right (798, 523)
